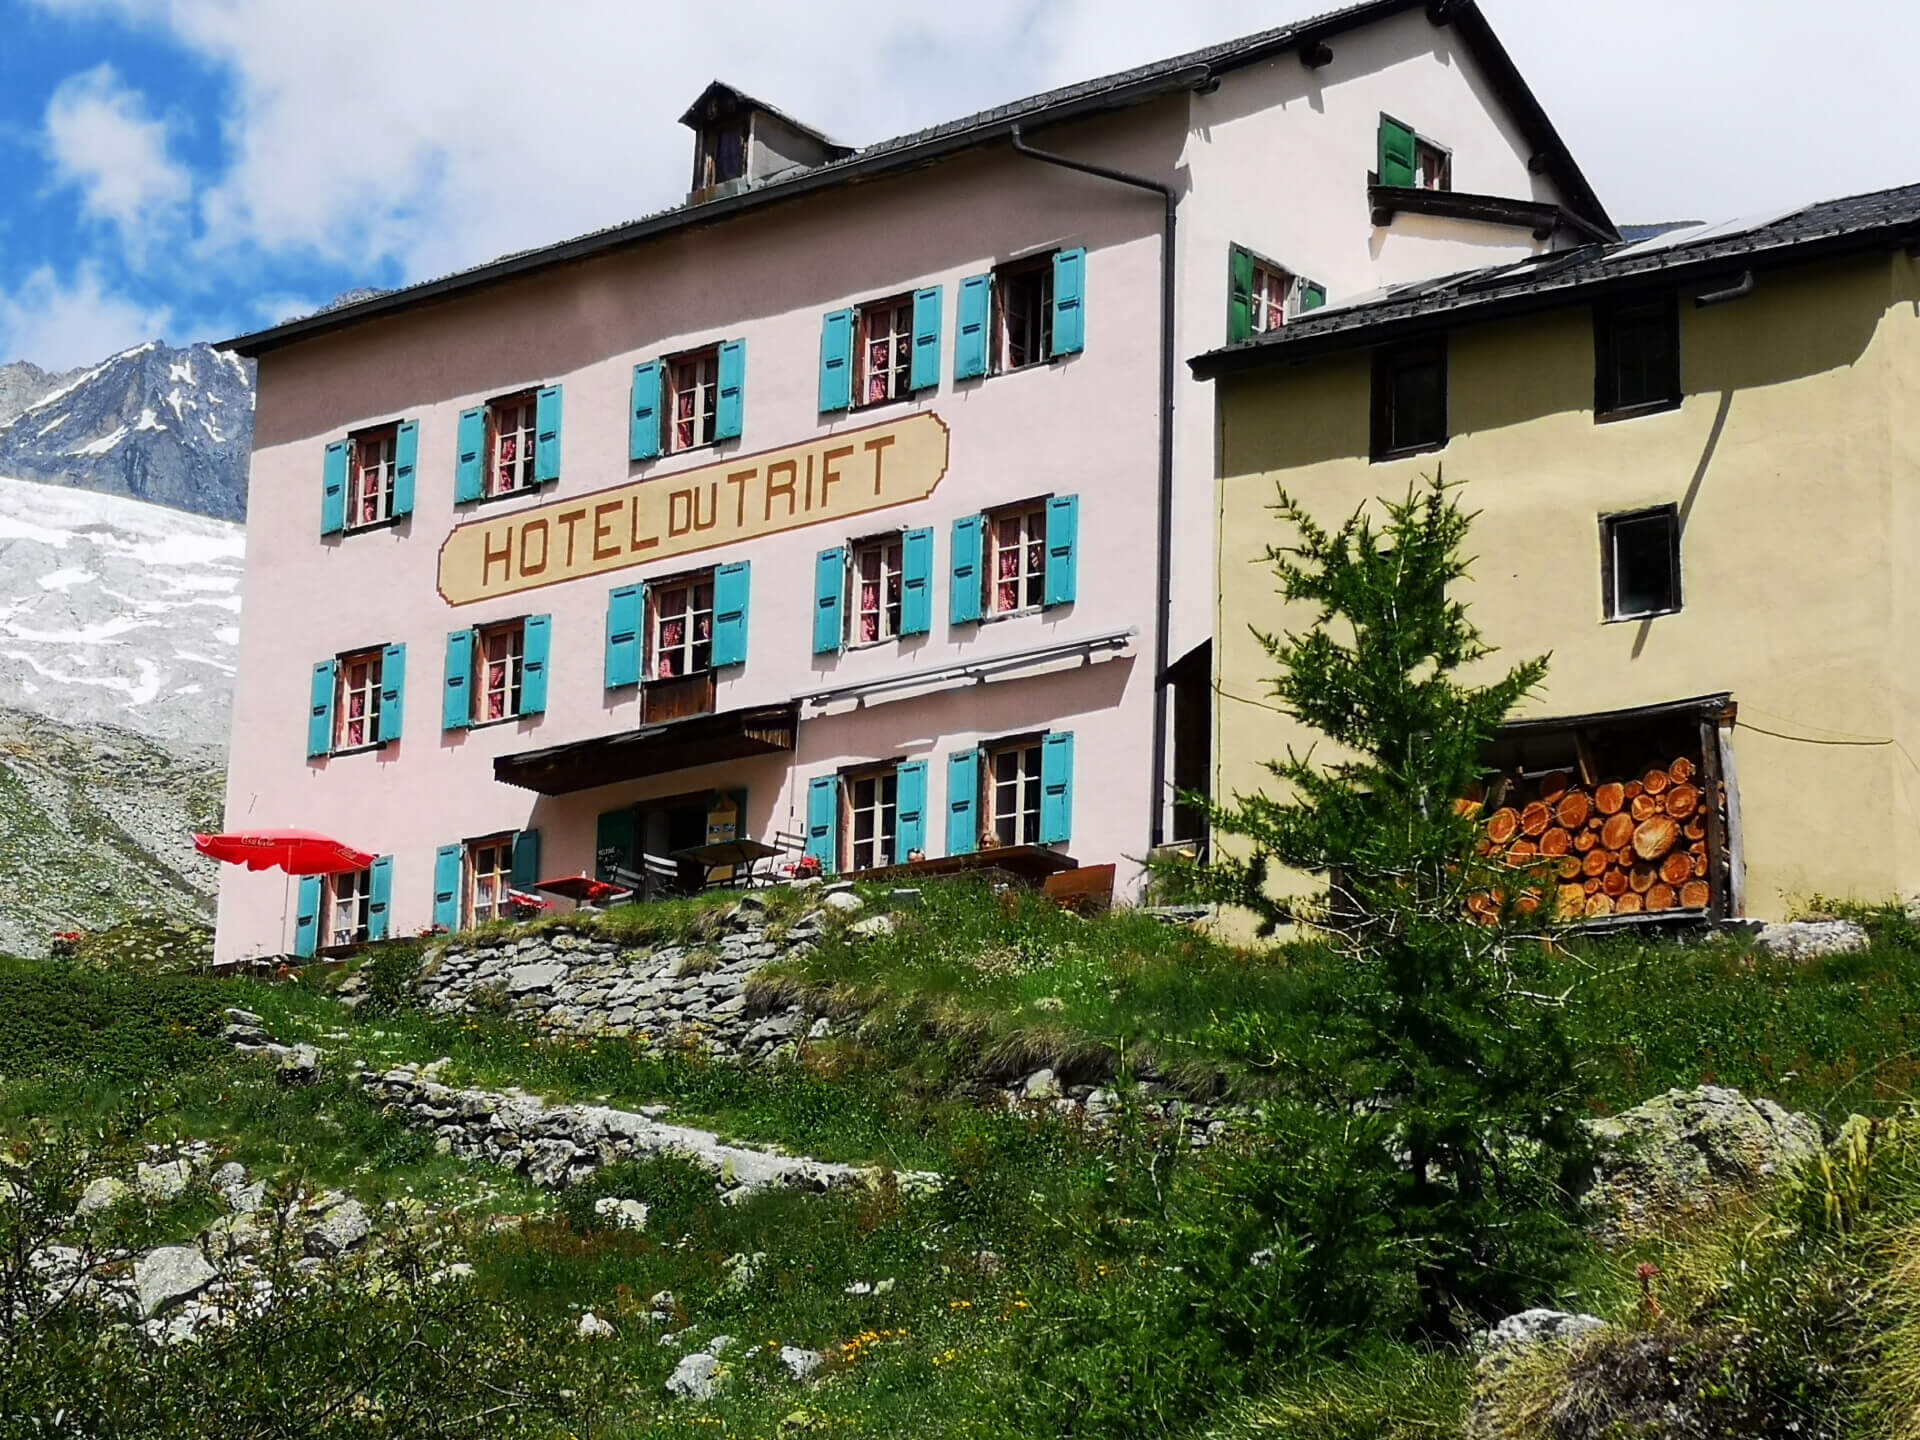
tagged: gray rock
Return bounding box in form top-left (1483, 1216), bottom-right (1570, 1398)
top-left (823, 890), bottom-right (865, 915)
top-left (889, 888), bottom-right (923, 908)
top-left (134, 1246), bottom-right (216, 1318)
top-left (303, 1198), bottom-right (371, 1256)
top-left (508, 962), bottom-right (567, 995)
top-left (76, 1176), bottom-right (130, 1218)
top-left (1023, 1068), bottom-right (1063, 1102)
top-left (577, 1311), bottom-right (615, 1340)
top-left (780, 1345), bottom-right (825, 1381)
top-left (807, 1017), bottom-right (832, 1041)
top-left (707, 1334), bottom-right (737, 1356)
top-left (203, 1211), bottom-right (268, 1260)
top-left (1755, 919), bottom-right (1869, 961)
top-left (136, 1159), bottom-right (193, 1202)
top-left (1475, 1308), bottom-right (1608, 1358)
top-left (667, 1350), bottom-right (721, 1400)
top-left (848, 914), bottom-right (896, 939)
top-left (222, 1008), bottom-right (264, 1028)
top-left (210, 1161), bottom-right (248, 1194)
top-left (277, 1044), bottom-right (321, 1086)
top-left (593, 1197), bottom-right (650, 1230)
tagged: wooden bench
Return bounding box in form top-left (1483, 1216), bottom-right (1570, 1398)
top-left (1043, 863), bottom-right (1115, 915)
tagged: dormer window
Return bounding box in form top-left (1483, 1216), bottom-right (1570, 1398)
top-left (680, 81), bottom-right (852, 203)
top-left (696, 124), bottom-right (747, 191)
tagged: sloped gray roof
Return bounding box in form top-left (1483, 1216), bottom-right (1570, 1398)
top-left (1191, 180), bottom-right (1920, 378)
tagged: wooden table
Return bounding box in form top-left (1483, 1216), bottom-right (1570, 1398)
top-left (671, 838), bottom-right (785, 889)
top-left (857, 845), bottom-right (1079, 888)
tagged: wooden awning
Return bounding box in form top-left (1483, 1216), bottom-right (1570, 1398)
top-left (494, 702), bottom-right (798, 796)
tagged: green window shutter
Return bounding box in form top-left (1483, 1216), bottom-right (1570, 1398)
top-left (511, 829), bottom-right (541, 890)
top-left (1044, 494), bottom-right (1079, 608)
top-left (1300, 281), bottom-right (1326, 312)
top-left (910, 285), bottom-right (943, 391)
top-left (806, 775), bottom-right (839, 873)
top-left (813, 547), bottom-right (845, 655)
top-left (307, 659), bottom-right (337, 758)
top-left (954, 273), bottom-right (991, 380)
top-left (432, 844), bottom-right (462, 931)
top-left (1379, 115), bottom-right (1417, 188)
top-left (455, 407), bottom-right (486, 503)
top-left (605, 583), bottom-right (644, 688)
top-left (1039, 731), bottom-right (1075, 845)
top-left (895, 759), bottom-right (928, 858)
top-left (442, 630), bottom-right (473, 730)
top-left (819, 309), bottom-right (854, 412)
top-left (520, 615), bottom-right (551, 714)
top-left (392, 420), bottom-right (418, 517)
top-left (946, 749), bottom-right (980, 856)
top-left (1051, 247), bottom-right (1086, 356)
top-left (949, 514), bottom-right (983, 624)
top-left (712, 561), bottom-right (751, 666)
top-left (533, 385), bottom-right (563, 484)
top-left (715, 339), bottom-right (746, 440)
top-left (900, 527), bottom-right (934, 636)
top-left (595, 807), bottom-right (637, 883)
top-left (321, 440), bottom-right (348, 536)
top-left (630, 361), bottom-right (662, 461)
top-left (367, 855), bottom-right (393, 941)
top-left (294, 874), bottom-right (322, 957)
top-left (1228, 246), bottom-right (1255, 344)
top-left (378, 643), bottom-right (406, 744)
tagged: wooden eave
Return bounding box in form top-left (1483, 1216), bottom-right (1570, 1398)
top-left (494, 702), bottom-right (799, 796)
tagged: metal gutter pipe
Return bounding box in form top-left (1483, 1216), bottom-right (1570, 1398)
top-left (1009, 120), bottom-right (1181, 849)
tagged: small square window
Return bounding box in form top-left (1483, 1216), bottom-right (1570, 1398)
top-left (466, 836), bottom-right (513, 927)
top-left (345, 424), bottom-right (397, 530)
top-left (856, 296), bottom-right (914, 408)
top-left (994, 257), bottom-right (1054, 372)
top-left (843, 768), bottom-right (898, 872)
top-left (667, 347), bottom-right (720, 453)
top-left (333, 647), bottom-right (385, 750)
top-left (985, 739), bottom-right (1044, 848)
top-left (648, 570), bottom-right (715, 680)
top-left (849, 534), bottom-right (904, 645)
top-left (984, 502), bottom-right (1047, 616)
top-left (1595, 296), bottom-right (1681, 419)
top-left (327, 867), bottom-right (372, 948)
top-left (486, 392), bottom-right (540, 497)
top-left (1250, 261), bottom-right (1293, 335)
top-left (472, 621), bottom-right (525, 723)
top-left (1602, 506), bottom-right (1681, 621)
top-left (1371, 339), bottom-right (1448, 460)
top-left (1415, 139), bottom-right (1451, 192)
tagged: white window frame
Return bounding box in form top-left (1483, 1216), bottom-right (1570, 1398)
top-left (346, 425), bottom-right (397, 530)
top-left (1250, 261), bottom-right (1294, 335)
top-left (986, 740), bottom-right (1044, 848)
top-left (648, 571), bottom-right (715, 680)
top-left (1415, 137), bottom-right (1452, 192)
top-left (467, 836), bottom-right (513, 926)
top-left (994, 258), bottom-right (1054, 373)
top-left (849, 533), bottom-right (904, 646)
top-left (473, 621), bottom-right (524, 723)
top-left (333, 648), bottom-right (384, 751)
top-left (327, 867), bottom-right (372, 948)
top-left (486, 394), bottom-right (539, 497)
top-left (1601, 506), bottom-right (1683, 622)
top-left (985, 502), bottom-right (1048, 617)
top-left (668, 347), bottom-right (720, 453)
top-left (856, 296), bottom-right (914, 408)
top-left (844, 768), bottom-right (898, 873)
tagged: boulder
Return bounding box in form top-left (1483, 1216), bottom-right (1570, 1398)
top-left (277, 1044), bottom-right (322, 1086)
top-left (136, 1159), bottom-right (193, 1202)
top-left (1474, 1308), bottom-right (1608, 1362)
top-left (667, 1350), bottom-right (721, 1400)
top-left (76, 1176), bottom-right (130, 1218)
top-left (823, 890), bottom-right (865, 915)
top-left (577, 1311), bottom-right (615, 1340)
top-left (1023, 1069), bottom-right (1063, 1102)
top-left (508, 962), bottom-right (567, 995)
top-left (1584, 1085), bottom-right (1821, 1243)
top-left (848, 914), bottom-right (896, 940)
top-left (780, 1346), bottom-right (825, 1381)
top-left (1755, 919), bottom-right (1869, 961)
top-left (134, 1246), bottom-right (216, 1318)
top-left (303, 1198), bottom-right (372, 1256)
top-left (593, 1197), bottom-right (650, 1231)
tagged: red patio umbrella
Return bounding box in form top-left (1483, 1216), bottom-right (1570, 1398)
top-left (194, 829), bottom-right (375, 875)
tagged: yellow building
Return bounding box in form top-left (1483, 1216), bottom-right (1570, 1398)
top-left (1191, 184), bottom-right (1920, 922)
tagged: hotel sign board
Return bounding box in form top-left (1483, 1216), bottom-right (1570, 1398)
top-left (437, 413), bottom-right (949, 605)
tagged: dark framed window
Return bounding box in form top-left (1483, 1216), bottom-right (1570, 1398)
top-left (1595, 295), bottom-right (1680, 419)
top-left (1601, 505), bottom-right (1682, 621)
top-left (1370, 338), bottom-right (1447, 461)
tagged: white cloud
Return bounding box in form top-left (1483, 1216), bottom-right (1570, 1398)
top-left (43, 64), bottom-right (192, 259)
top-left (0, 265), bottom-right (173, 370)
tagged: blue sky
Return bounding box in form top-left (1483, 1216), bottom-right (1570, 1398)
top-left (0, 0), bottom-right (1911, 372)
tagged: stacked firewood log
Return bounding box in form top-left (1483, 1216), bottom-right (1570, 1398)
top-left (1467, 758), bottom-right (1713, 921)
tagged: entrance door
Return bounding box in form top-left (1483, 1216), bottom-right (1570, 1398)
top-left (639, 799), bottom-right (710, 893)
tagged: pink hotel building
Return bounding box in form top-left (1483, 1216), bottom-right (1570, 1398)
top-left (214, 0), bottom-right (1616, 961)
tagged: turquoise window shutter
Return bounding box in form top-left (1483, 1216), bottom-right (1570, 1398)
top-left (595, 807), bottom-right (637, 882)
top-left (1379, 115), bottom-right (1417, 188)
top-left (805, 775), bottom-right (839, 872)
top-left (630, 361), bottom-right (662, 461)
top-left (392, 420), bottom-right (418, 517)
top-left (379, 643), bottom-right (406, 743)
top-left (367, 855), bottom-right (393, 941)
top-left (946, 750), bottom-right (980, 856)
top-left (1051, 248), bottom-right (1086, 356)
top-left (949, 514), bottom-right (983, 624)
top-left (455, 407), bottom-right (486, 503)
top-left (520, 615), bottom-right (551, 714)
top-left (1044, 494), bottom-right (1079, 608)
top-left (442, 629), bottom-right (473, 730)
top-left (534, 385), bottom-right (563, 484)
top-left (1039, 731), bottom-right (1075, 845)
top-left (321, 440), bottom-right (348, 536)
top-left (712, 561), bottom-right (751, 667)
top-left (432, 844), bottom-right (462, 931)
top-left (511, 829), bottom-right (541, 890)
top-left (954, 273), bottom-right (991, 380)
top-left (819, 309), bottom-right (854, 413)
top-left (900, 527), bottom-right (933, 636)
top-left (1300, 281), bottom-right (1327, 312)
top-left (307, 659), bottom-right (337, 758)
top-left (813, 547), bottom-right (845, 654)
top-left (294, 874), bottom-right (322, 957)
top-left (895, 759), bottom-right (928, 858)
top-left (716, 339), bottom-right (746, 440)
top-left (1228, 246), bottom-right (1255, 344)
top-left (605, 583), bottom-right (644, 688)
top-left (910, 285), bottom-right (943, 391)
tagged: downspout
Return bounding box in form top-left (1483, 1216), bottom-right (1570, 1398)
top-left (1009, 120), bottom-right (1181, 848)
